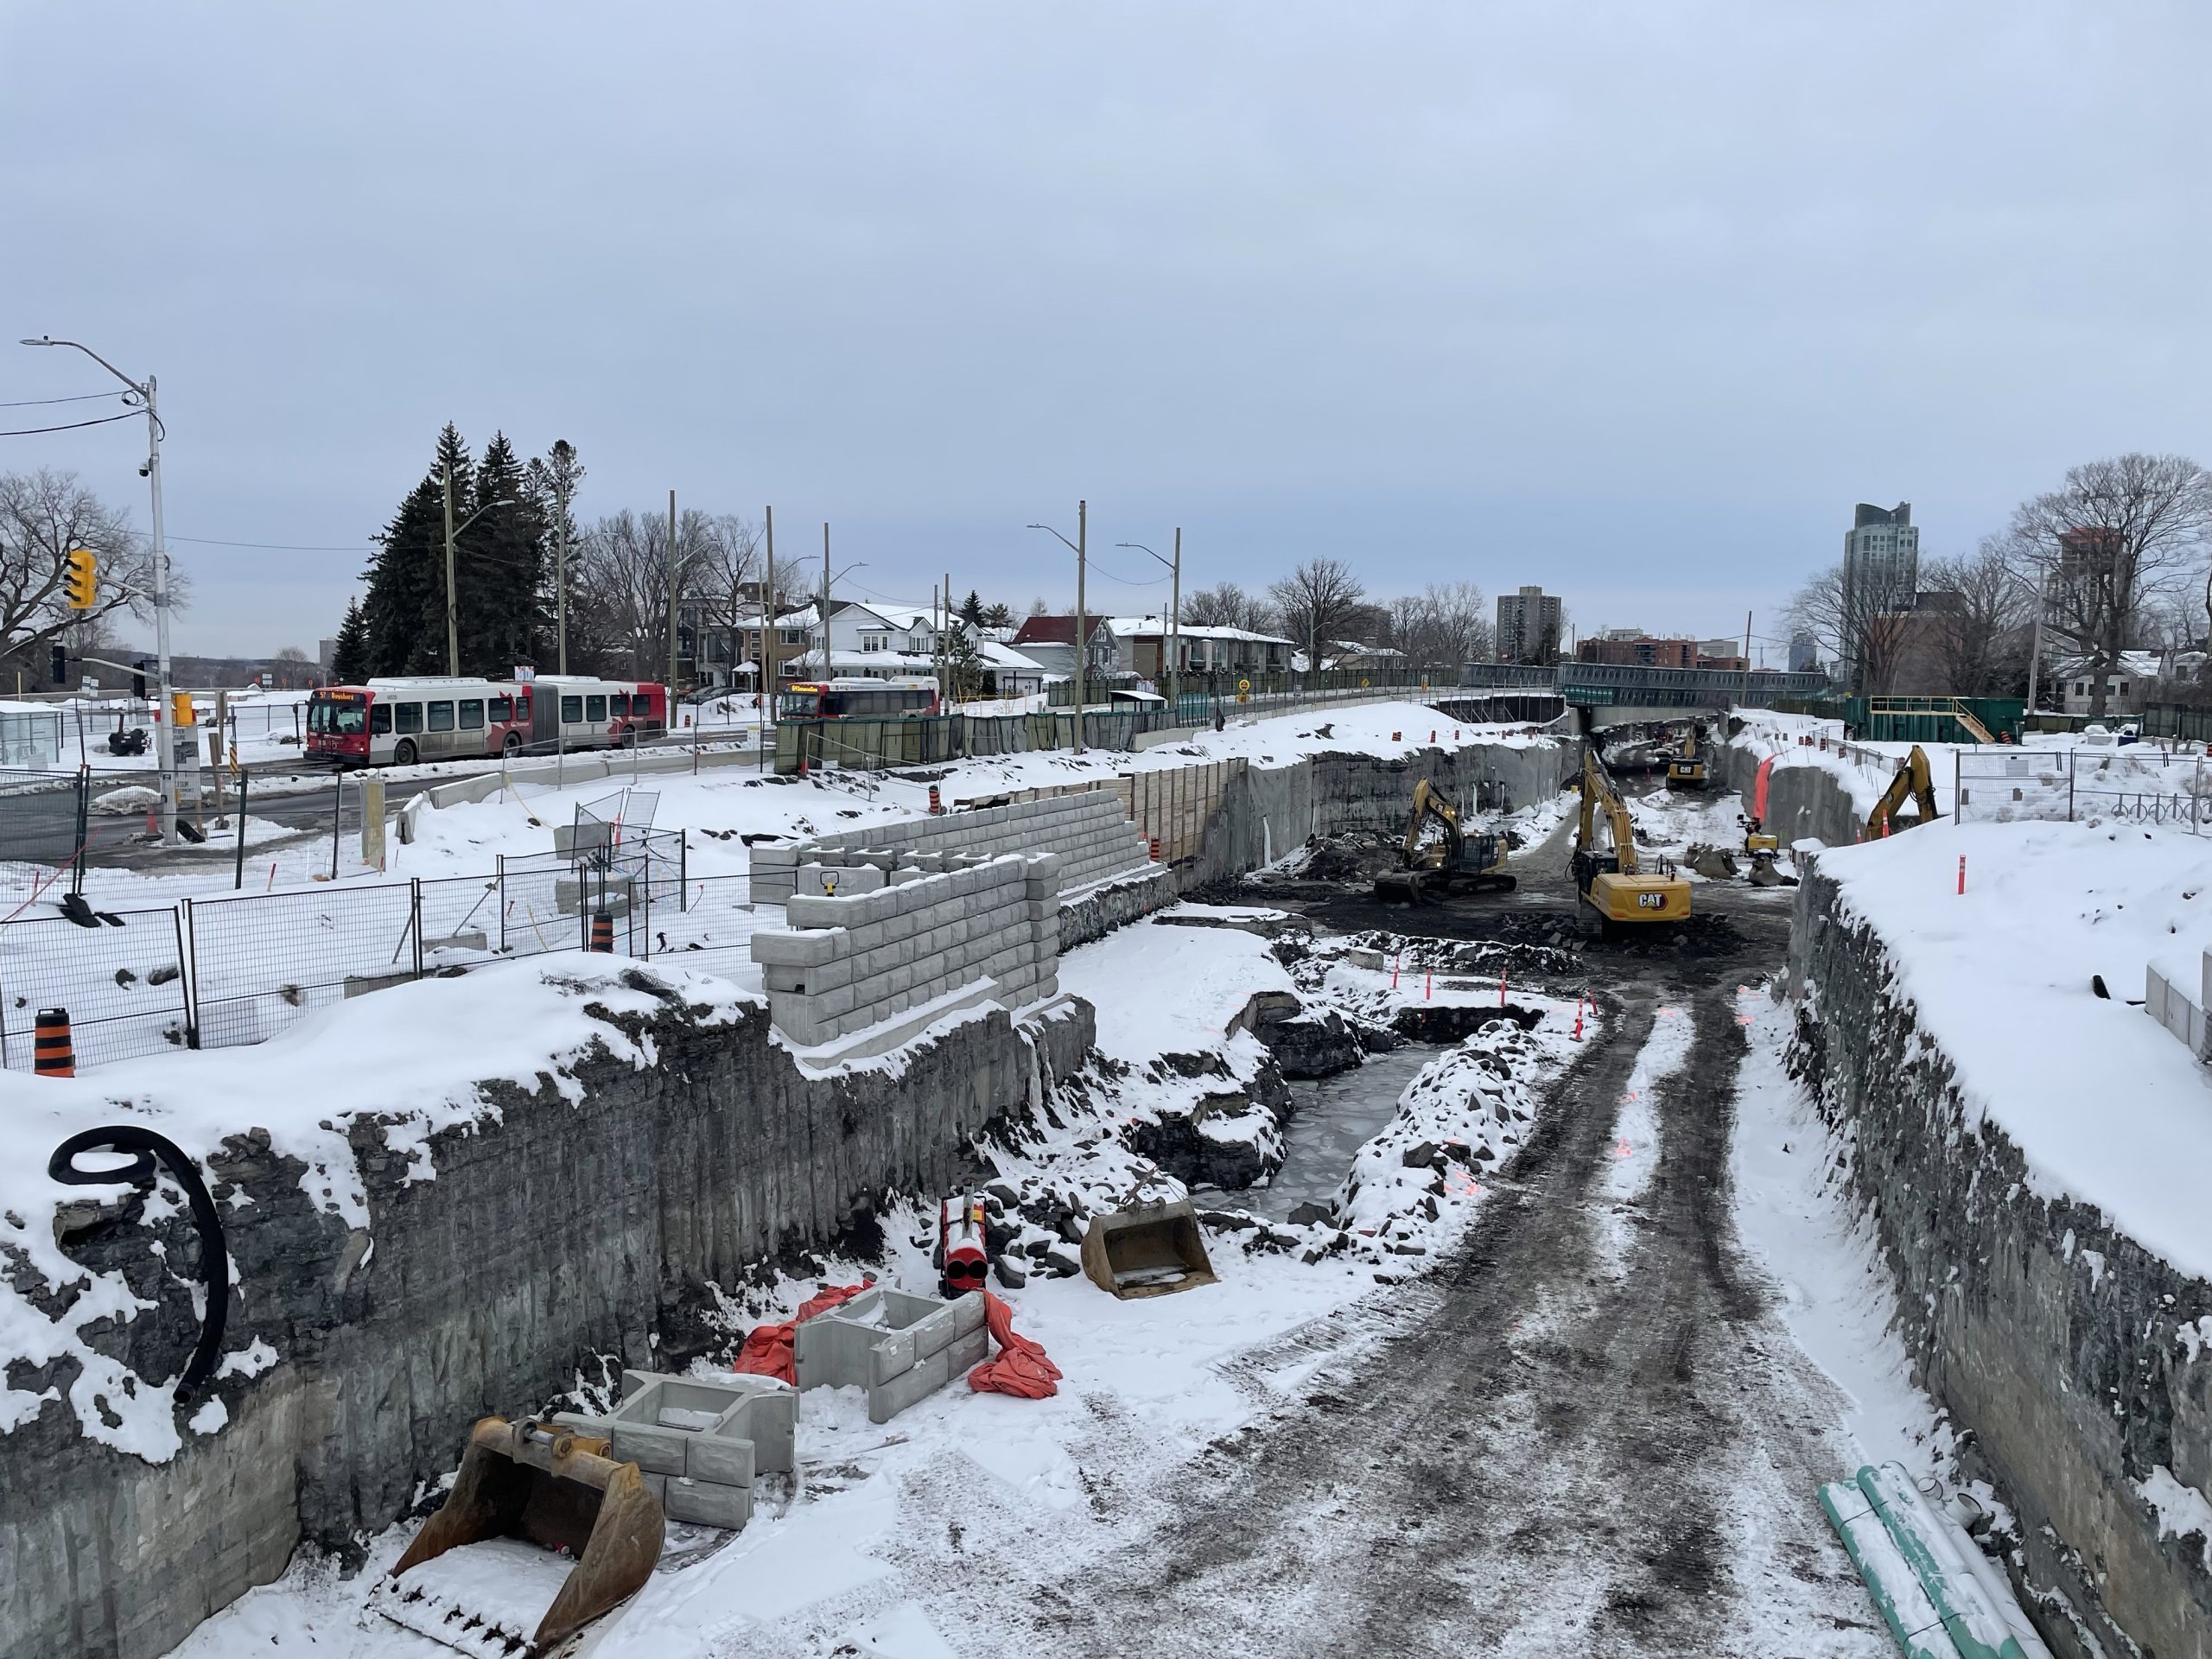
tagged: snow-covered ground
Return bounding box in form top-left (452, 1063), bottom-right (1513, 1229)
top-left (1809, 817), bottom-right (2212, 1282)
top-left (154, 905), bottom-right (1591, 1658)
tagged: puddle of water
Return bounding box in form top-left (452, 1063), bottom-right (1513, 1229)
top-left (1227, 1044), bottom-right (1440, 1222)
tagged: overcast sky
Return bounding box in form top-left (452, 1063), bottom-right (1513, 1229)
top-left (6, 2), bottom-right (2209, 663)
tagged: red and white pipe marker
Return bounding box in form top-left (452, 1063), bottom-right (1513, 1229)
top-left (1424, 968), bottom-right (1433, 1001)
top-left (1957, 854), bottom-right (1966, 894)
top-left (1391, 953), bottom-right (1401, 988)
top-left (1573, 997), bottom-right (1584, 1040)
top-left (1498, 971), bottom-right (1507, 1007)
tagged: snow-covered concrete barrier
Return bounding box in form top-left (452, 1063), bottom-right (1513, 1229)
top-left (0, 961), bottom-right (1091, 1659)
top-left (1789, 824), bottom-right (2212, 1656)
top-left (753, 851), bottom-right (1060, 1046)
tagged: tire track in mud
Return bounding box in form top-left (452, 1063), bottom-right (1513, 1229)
top-left (1015, 964), bottom-right (1878, 1657)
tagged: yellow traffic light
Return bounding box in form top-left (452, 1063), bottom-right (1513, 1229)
top-left (63, 548), bottom-right (97, 611)
top-left (172, 691), bottom-right (196, 728)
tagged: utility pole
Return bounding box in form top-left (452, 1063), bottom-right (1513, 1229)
top-left (821, 523), bottom-right (832, 677)
top-left (760, 505), bottom-right (776, 769)
top-left (552, 446), bottom-right (574, 676)
top-left (443, 465), bottom-right (460, 677)
top-left (1075, 499), bottom-right (1087, 753)
top-left (943, 568), bottom-right (952, 703)
top-left (1740, 610), bottom-right (1753, 709)
top-left (1170, 526), bottom-right (1181, 716)
top-left (666, 490), bottom-right (679, 710)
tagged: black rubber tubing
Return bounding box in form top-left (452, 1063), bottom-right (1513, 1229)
top-left (47, 1127), bottom-right (230, 1397)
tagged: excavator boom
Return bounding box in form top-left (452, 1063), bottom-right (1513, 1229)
top-left (1866, 746), bottom-right (1940, 836)
top-left (1573, 752), bottom-right (1690, 926)
top-left (1376, 779), bottom-right (1513, 902)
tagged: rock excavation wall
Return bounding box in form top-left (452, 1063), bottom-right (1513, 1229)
top-left (1185, 741), bottom-right (1581, 890)
top-left (1724, 741), bottom-right (1867, 849)
top-left (0, 989), bottom-right (1092, 1659)
top-left (1789, 865), bottom-right (2212, 1659)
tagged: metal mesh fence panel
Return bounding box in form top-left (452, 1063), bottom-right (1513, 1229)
top-left (0, 906), bottom-right (191, 1070)
top-left (185, 884), bottom-right (420, 1050)
top-left (0, 768), bottom-right (87, 866)
top-left (1955, 753), bottom-right (2076, 824)
top-left (645, 874), bottom-right (760, 985)
top-left (2068, 749), bottom-right (2209, 830)
top-left (416, 874), bottom-right (507, 969)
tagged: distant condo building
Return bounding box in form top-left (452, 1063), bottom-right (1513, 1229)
top-left (1840, 501), bottom-right (1919, 683)
top-left (1497, 585), bottom-right (1563, 664)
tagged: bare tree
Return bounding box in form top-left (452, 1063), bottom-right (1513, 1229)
top-left (1999, 453), bottom-right (2212, 716)
top-left (1917, 538), bottom-right (2034, 696)
top-left (1787, 561), bottom-right (1909, 695)
top-left (1269, 558), bottom-right (1368, 671)
top-left (1179, 582), bottom-right (1276, 634)
top-left (0, 468), bottom-right (161, 673)
top-left (575, 507), bottom-right (716, 679)
top-left (1390, 582), bottom-right (1492, 677)
top-left (690, 513), bottom-right (762, 685)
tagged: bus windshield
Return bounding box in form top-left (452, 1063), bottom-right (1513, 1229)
top-left (312, 694), bottom-right (367, 736)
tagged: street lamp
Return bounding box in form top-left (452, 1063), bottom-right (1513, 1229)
top-left (1116, 531), bottom-right (1182, 717)
top-left (817, 558), bottom-right (867, 675)
top-left (1027, 502), bottom-right (1087, 753)
top-left (21, 335), bottom-right (181, 845)
top-left (441, 466), bottom-right (519, 676)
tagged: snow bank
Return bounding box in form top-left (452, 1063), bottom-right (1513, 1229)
top-left (1810, 818), bottom-right (2212, 1281)
top-left (0, 956), bottom-right (755, 1461)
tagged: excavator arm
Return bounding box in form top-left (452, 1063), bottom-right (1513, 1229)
top-left (1866, 746), bottom-right (1940, 836)
top-left (1403, 778), bottom-right (1464, 868)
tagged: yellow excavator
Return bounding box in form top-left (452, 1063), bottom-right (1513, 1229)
top-left (1573, 752), bottom-right (1691, 928)
top-left (1374, 779), bottom-right (1516, 904)
top-left (1665, 721), bottom-right (1711, 791)
top-left (1866, 745), bottom-right (1941, 836)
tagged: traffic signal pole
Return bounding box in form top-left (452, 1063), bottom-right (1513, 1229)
top-left (145, 374), bottom-right (178, 849)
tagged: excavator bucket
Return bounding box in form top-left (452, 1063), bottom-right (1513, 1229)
top-left (1081, 1197), bottom-right (1219, 1298)
top-left (375, 1416), bottom-right (664, 1657)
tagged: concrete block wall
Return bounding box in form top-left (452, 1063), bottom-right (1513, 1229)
top-left (792, 1287), bottom-right (989, 1424)
top-left (749, 790), bottom-right (1151, 906)
top-left (751, 852), bottom-right (1060, 1045)
top-left (556, 1368), bottom-right (798, 1532)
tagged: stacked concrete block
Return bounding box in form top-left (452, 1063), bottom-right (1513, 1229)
top-left (749, 789), bottom-right (1153, 906)
top-left (554, 1369), bottom-right (798, 1532)
top-left (793, 1287), bottom-right (989, 1423)
top-left (751, 852), bottom-right (1061, 1045)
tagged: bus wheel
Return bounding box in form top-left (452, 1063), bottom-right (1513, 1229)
top-left (619, 728), bottom-right (637, 748)
top-left (501, 732), bottom-right (521, 756)
top-left (394, 739), bottom-right (418, 766)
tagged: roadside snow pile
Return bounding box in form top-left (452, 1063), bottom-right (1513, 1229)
top-left (1811, 818), bottom-right (2212, 1280)
top-left (0, 958), bottom-right (753, 1463)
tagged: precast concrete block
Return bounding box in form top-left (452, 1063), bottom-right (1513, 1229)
top-left (906, 851), bottom-right (946, 873)
top-left (767, 995), bottom-right (830, 1046)
top-left (750, 842), bottom-right (802, 868)
top-left (608, 1419), bottom-right (690, 1475)
top-left (855, 849), bottom-right (898, 870)
top-left (685, 1427), bottom-right (755, 1489)
top-left (664, 1476), bottom-right (751, 1530)
top-left (785, 893), bottom-right (857, 930)
top-left (750, 926), bottom-right (845, 968)
top-left (884, 866), bottom-right (924, 886)
top-left (817, 983), bottom-right (859, 1018)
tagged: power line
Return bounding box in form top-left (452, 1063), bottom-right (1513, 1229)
top-left (0, 390), bottom-right (124, 410)
top-left (166, 534), bottom-right (378, 551)
top-left (0, 410), bottom-right (143, 438)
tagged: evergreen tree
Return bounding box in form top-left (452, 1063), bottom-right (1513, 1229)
top-left (329, 597), bottom-right (370, 682)
top-left (360, 425), bottom-right (468, 677)
top-left (981, 601), bottom-right (1014, 629)
top-left (959, 589), bottom-right (985, 628)
top-left (463, 431), bottom-right (547, 674)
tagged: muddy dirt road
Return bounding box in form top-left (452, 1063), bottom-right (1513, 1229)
top-left (936, 814), bottom-right (1891, 1655)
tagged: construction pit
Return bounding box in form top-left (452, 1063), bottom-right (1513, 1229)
top-left (3, 712), bottom-right (2205, 1659)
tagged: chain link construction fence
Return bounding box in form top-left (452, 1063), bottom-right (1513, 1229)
top-left (0, 827), bottom-right (760, 1073)
top-left (1955, 748), bottom-right (2211, 831)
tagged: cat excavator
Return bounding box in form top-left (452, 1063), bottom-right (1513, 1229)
top-left (1573, 751), bottom-right (1691, 929)
top-left (1866, 745), bottom-right (1941, 836)
top-left (1665, 721), bottom-right (1712, 791)
top-left (1374, 779), bottom-right (1515, 904)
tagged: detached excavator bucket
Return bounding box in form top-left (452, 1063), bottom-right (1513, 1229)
top-left (376, 1416), bottom-right (664, 1657)
top-left (1081, 1197), bottom-right (1219, 1298)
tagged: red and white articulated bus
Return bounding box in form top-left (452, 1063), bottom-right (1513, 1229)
top-left (305, 676), bottom-right (667, 767)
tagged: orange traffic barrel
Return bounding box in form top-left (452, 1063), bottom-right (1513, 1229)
top-left (35, 1007), bottom-right (74, 1077)
top-left (927, 785), bottom-right (944, 814)
top-left (588, 912), bottom-right (614, 953)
